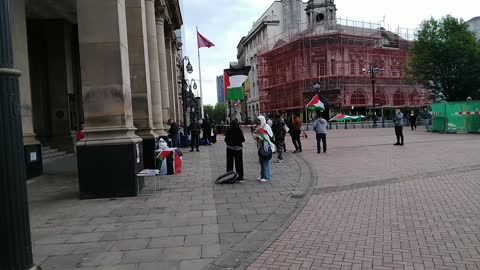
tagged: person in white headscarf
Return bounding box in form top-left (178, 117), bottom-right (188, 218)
top-left (252, 115), bottom-right (274, 182)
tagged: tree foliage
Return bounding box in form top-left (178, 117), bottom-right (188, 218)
top-left (406, 16), bottom-right (480, 101)
top-left (203, 102), bottom-right (227, 124)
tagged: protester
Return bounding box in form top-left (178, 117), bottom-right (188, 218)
top-left (422, 107), bottom-right (431, 131)
top-left (394, 108), bottom-right (404, 146)
top-left (313, 112), bottom-right (328, 153)
top-left (225, 119), bottom-right (245, 182)
top-left (267, 114), bottom-right (273, 127)
top-left (168, 119), bottom-right (179, 147)
top-left (202, 118), bottom-right (212, 145)
top-left (253, 115), bottom-right (273, 182)
top-left (271, 114), bottom-right (286, 163)
top-left (189, 118), bottom-right (201, 152)
top-left (409, 111), bottom-right (417, 131)
top-left (292, 113), bottom-right (303, 152)
top-left (211, 120), bottom-right (217, 144)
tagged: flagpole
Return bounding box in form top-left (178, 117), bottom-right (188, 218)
top-left (197, 26), bottom-right (204, 119)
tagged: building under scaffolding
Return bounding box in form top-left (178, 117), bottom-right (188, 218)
top-left (255, 2), bottom-right (428, 119)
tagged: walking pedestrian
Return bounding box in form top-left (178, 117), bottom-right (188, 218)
top-left (168, 119), bottom-right (180, 147)
top-left (271, 114), bottom-right (286, 163)
top-left (225, 119), bottom-right (245, 182)
top-left (422, 108), bottom-right (431, 131)
top-left (394, 108), bottom-right (404, 146)
top-left (409, 111), bottom-right (417, 130)
top-left (253, 116), bottom-right (273, 182)
top-left (189, 118), bottom-right (200, 152)
top-left (292, 113), bottom-right (303, 153)
top-left (313, 112), bottom-right (328, 153)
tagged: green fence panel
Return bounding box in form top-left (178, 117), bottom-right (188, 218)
top-left (429, 101), bottom-right (480, 133)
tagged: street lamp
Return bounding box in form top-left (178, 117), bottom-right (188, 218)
top-left (187, 79), bottom-right (200, 120)
top-left (364, 64), bottom-right (384, 128)
top-left (178, 56), bottom-right (193, 135)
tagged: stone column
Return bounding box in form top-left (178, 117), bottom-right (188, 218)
top-left (156, 14), bottom-right (171, 123)
top-left (145, 0), bottom-right (166, 136)
top-left (11, 0), bottom-right (43, 179)
top-left (76, 0), bottom-right (143, 199)
top-left (165, 34), bottom-right (176, 121)
top-left (172, 43), bottom-right (182, 123)
top-left (126, 0), bottom-right (157, 169)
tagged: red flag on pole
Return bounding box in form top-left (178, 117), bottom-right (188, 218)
top-left (197, 31), bottom-right (215, 48)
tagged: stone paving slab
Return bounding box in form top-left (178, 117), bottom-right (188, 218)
top-left (28, 133), bottom-right (315, 270)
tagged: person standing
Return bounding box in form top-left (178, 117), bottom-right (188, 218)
top-left (409, 111), bottom-right (417, 131)
top-left (394, 108), bottom-right (404, 146)
top-left (422, 108), bottom-right (431, 131)
top-left (253, 116), bottom-right (273, 182)
top-left (271, 114), bottom-right (286, 163)
top-left (225, 119), bottom-right (245, 182)
top-left (292, 113), bottom-right (303, 152)
top-left (202, 118), bottom-right (212, 145)
top-left (168, 119), bottom-right (180, 147)
top-left (189, 118), bottom-right (201, 152)
top-left (313, 112), bottom-right (328, 153)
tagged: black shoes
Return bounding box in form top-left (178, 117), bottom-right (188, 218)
top-left (394, 143), bottom-right (404, 146)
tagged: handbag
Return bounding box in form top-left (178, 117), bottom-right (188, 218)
top-left (258, 140), bottom-right (273, 160)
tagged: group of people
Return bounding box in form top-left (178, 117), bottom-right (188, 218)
top-left (166, 118), bottom-right (217, 151)
top-left (223, 111), bottom-right (329, 183)
top-left (395, 107), bottom-right (432, 146)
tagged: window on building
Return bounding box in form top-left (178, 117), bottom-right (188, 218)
top-left (331, 59), bottom-right (336, 75)
top-left (319, 62), bottom-right (326, 76)
top-left (350, 61), bottom-right (356, 75)
top-left (359, 61), bottom-right (364, 74)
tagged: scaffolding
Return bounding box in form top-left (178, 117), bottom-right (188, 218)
top-left (256, 18), bottom-right (428, 115)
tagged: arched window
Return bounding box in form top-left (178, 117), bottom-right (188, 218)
top-left (409, 90), bottom-right (420, 106)
top-left (351, 89), bottom-right (367, 105)
top-left (374, 89), bottom-right (388, 106)
top-left (393, 90), bottom-right (406, 106)
top-left (316, 13), bottom-right (325, 22)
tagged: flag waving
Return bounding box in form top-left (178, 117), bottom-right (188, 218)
top-left (197, 31), bottom-right (215, 48)
top-left (224, 66), bottom-right (251, 101)
top-left (306, 94), bottom-right (329, 112)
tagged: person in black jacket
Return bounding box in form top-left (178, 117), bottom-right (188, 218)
top-left (225, 119), bottom-right (245, 182)
top-left (189, 118), bottom-right (201, 152)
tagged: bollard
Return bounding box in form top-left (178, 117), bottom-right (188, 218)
top-left (336, 123), bottom-right (338, 129)
top-left (361, 122), bottom-right (364, 128)
top-left (344, 121), bottom-right (348, 129)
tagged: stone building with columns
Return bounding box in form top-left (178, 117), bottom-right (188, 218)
top-left (10, 0), bottom-right (183, 198)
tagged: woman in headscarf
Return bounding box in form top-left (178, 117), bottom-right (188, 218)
top-left (224, 119), bottom-right (245, 182)
top-left (253, 115), bottom-right (274, 182)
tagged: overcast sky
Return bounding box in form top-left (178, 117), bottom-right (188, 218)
top-left (181, 0), bottom-right (478, 105)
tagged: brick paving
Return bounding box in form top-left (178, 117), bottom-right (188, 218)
top-left (28, 132), bottom-right (313, 270)
top-left (247, 128), bottom-right (480, 270)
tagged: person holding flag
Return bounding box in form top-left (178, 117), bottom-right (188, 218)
top-left (253, 115), bottom-right (274, 182)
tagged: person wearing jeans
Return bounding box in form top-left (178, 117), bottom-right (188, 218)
top-left (313, 112), bottom-right (327, 153)
top-left (253, 115), bottom-right (273, 182)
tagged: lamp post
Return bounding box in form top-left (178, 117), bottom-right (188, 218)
top-left (178, 56), bottom-right (193, 135)
top-left (366, 64), bottom-right (384, 128)
top-left (188, 79), bottom-right (199, 120)
top-left (0, 0), bottom-right (40, 269)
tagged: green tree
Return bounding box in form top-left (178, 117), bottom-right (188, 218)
top-left (203, 102), bottom-right (227, 123)
top-left (406, 16), bottom-right (480, 101)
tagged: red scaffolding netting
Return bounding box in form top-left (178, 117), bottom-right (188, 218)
top-left (254, 18), bottom-right (429, 114)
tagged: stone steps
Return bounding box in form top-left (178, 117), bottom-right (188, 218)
top-left (41, 146), bottom-right (72, 163)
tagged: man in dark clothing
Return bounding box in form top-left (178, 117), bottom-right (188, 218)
top-left (202, 119), bottom-right (212, 145)
top-left (394, 108), bottom-right (404, 145)
top-left (189, 118), bottom-right (201, 152)
top-left (409, 111), bottom-right (417, 131)
top-left (225, 120), bottom-right (245, 182)
top-left (271, 114), bottom-right (286, 163)
top-left (168, 119), bottom-right (179, 147)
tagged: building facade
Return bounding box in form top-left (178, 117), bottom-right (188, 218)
top-left (216, 75), bottom-right (224, 103)
top-left (238, 0), bottom-right (308, 121)
top-left (467, 16), bottom-right (480, 40)
top-left (240, 0), bottom-right (428, 120)
top-left (9, 0), bottom-right (184, 198)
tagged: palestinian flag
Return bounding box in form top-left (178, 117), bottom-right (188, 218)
top-left (224, 66), bottom-right (251, 101)
top-left (306, 94), bottom-right (325, 111)
top-left (156, 149), bottom-right (183, 175)
top-left (256, 128), bottom-right (271, 143)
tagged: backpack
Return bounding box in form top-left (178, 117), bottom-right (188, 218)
top-left (258, 140), bottom-right (273, 160)
top-left (215, 171), bottom-right (239, 184)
